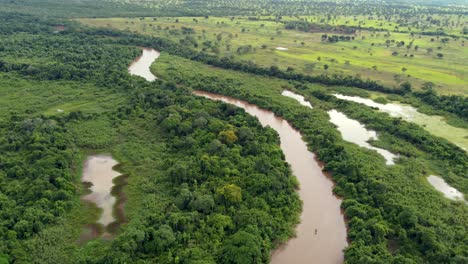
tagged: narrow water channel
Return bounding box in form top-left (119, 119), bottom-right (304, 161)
top-left (328, 110), bottom-right (397, 165)
top-left (194, 90), bottom-right (347, 264)
top-left (282, 90), bottom-right (313, 109)
top-left (130, 48), bottom-right (347, 263)
top-left (128, 48), bottom-right (160, 81)
top-left (333, 93), bottom-right (468, 151)
top-left (281, 90), bottom-right (396, 165)
top-left (81, 155), bottom-right (122, 238)
top-left (427, 175), bottom-right (466, 202)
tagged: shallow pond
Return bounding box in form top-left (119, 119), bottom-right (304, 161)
top-left (333, 94), bottom-right (468, 151)
top-left (194, 90), bottom-right (347, 264)
top-left (81, 155), bottom-right (122, 227)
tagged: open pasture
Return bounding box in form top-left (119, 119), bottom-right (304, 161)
top-left (79, 15), bottom-right (467, 95)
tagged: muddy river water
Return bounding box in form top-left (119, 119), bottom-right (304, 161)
top-left (327, 110), bottom-right (397, 165)
top-left (130, 48), bottom-right (348, 263)
top-left (194, 90), bottom-right (348, 264)
top-left (128, 47), bottom-right (160, 81)
top-left (282, 90), bottom-right (313, 109)
top-left (281, 90), bottom-right (396, 165)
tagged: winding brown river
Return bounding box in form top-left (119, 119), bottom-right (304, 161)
top-left (194, 91), bottom-right (347, 264)
top-left (129, 48), bottom-right (348, 263)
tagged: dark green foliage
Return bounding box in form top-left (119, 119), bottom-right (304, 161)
top-left (0, 6), bottom-right (466, 264)
top-left (152, 54), bottom-right (468, 264)
top-left (219, 230), bottom-right (262, 264)
top-left (0, 0), bottom-right (152, 18)
top-left (414, 88), bottom-right (468, 120)
top-left (285, 20), bottom-right (358, 34)
top-left (0, 12), bottom-right (301, 263)
top-left (0, 115), bottom-right (76, 260)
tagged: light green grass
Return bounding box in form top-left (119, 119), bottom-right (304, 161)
top-left (0, 73), bottom-right (125, 117)
top-left (79, 16), bottom-right (467, 95)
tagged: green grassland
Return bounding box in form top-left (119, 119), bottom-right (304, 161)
top-left (278, 14), bottom-right (467, 36)
top-left (79, 16), bottom-right (467, 95)
top-left (0, 73), bottom-right (124, 118)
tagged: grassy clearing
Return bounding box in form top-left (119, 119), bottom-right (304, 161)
top-left (79, 16), bottom-right (467, 95)
top-left (0, 73), bottom-right (125, 117)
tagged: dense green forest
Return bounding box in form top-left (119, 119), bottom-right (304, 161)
top-left (151, 53), bottom-right (467, 263)
top-left (0, 12), bottom-right (302, 263)
top-left (0, 0), bottom-right (466, 263)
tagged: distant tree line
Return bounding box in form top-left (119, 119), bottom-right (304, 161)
top-left (2, 20), bottom-right (465, 121)
top-left (284, 20), bottom-right (357, 34)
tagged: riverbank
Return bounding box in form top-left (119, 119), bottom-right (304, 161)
top-left (194, 90), bottom-right (348, 264)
